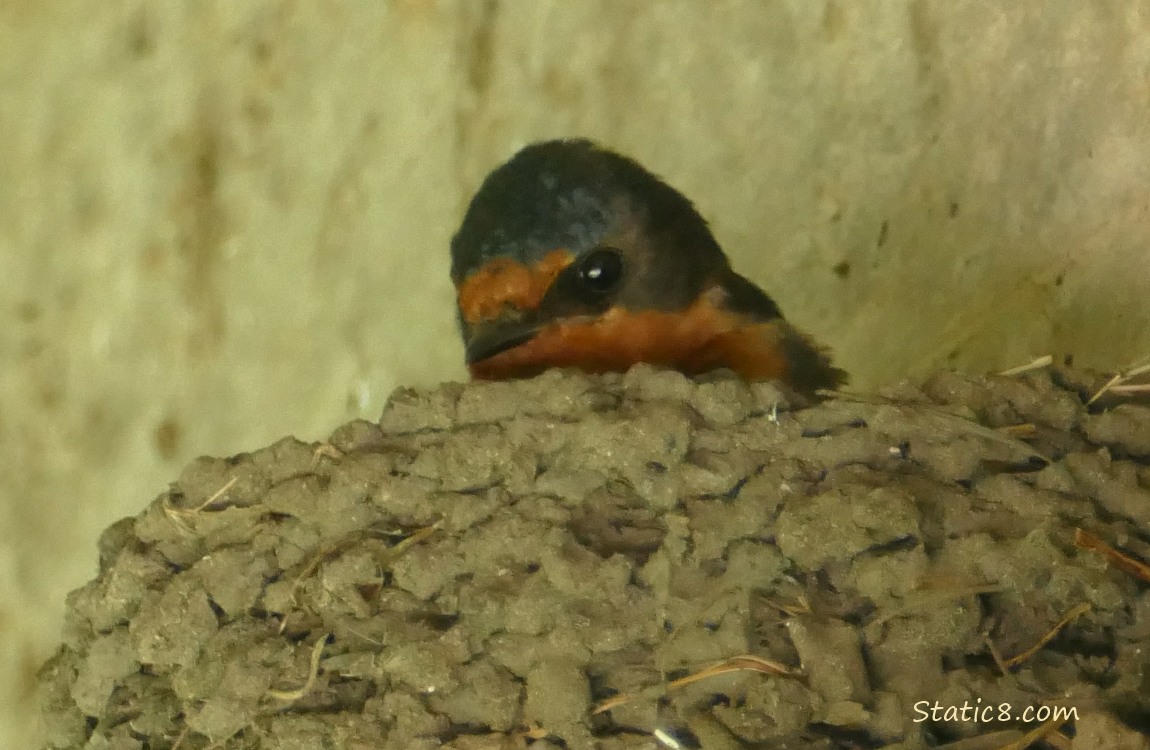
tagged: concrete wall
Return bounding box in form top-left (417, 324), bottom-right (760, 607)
top-left (3, 1), bottom-right (1148, 744)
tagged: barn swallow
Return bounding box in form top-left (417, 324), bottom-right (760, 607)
top-left (450, 139), bottom-right (847, 394)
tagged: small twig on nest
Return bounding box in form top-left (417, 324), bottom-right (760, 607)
top-left (162, 476), bottom-right (240, 535)
top-left (311, 442), bottom-right (345, 467)
top-left (188, 476), bottom-right (238, 513)
top-left (267, 633), bottom-right (331, 702)
top-left (1075, 528), bottom-right (1150, 584)
top-left (379, 522), bottom-right (441, 565)
top-left (169, 725), bottom-right (191, 750)
top-left (936, 729), bottom-right (1023, 748)
top-left (982, 633), bottom-right (1010, 675)
top-left (1086, 356), bottom-right (1150, 405)
top-left (998, 423), bottom-right (1038, 438)
top-left (164, 476), bottom-right (238, 518)
top-left (757, 592), bottom-right (812, 618)
top-left (277, 523), bottom-right (441, 633)
top-left (998, 355), bottom-right (1054, 377)
top-left (282, 531), bottom-right (370, 615)
top-left (1111, 383), bottom-right (1150, 395)
top-left (996, 716), bottom-right (1068, 749)
top-left (590, 654), bottom-right (802, 715)
top-left (653, 727), bottom-right (690, 749)
top-left (669, 654), bottom-right (802, 688)
top-left (520, 723), bottom-right (549, 739)
top-left (512, 722), bottom-right (551, 748)
top-left (823, 393), bottom-right (1049, 466)
top-left (1001, 603), bottom-right (1091, 669)
top-left (591, 692), bottom-right (638, 715)
top-left (1087, 373), bottom-right (1125, 406)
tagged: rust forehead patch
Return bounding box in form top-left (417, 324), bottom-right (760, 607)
top-left (456, 249), bottom-right (574, 325)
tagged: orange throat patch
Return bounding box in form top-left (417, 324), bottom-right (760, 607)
top-left (467, 297), bottom-right (791, 383)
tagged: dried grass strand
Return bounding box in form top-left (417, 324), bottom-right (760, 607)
top-left (1002, 603), bottom-right (1091, 669)
top-left (1075, 528), bottom-right (1150, 584)
top-left (590, 654), bottom-right (802, 715)
top-left (267, 633), bottom-right (331, 702)
top-left (998, 355), bottom-right (1053, 377)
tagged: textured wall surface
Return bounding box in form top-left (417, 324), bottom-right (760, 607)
top-left (3, 1), bottom-right (1149, 745)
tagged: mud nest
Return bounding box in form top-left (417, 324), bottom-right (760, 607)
top-left (39, 365), bottom-right (1150, 749)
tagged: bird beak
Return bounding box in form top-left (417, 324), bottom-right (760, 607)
top-left (464, 319), bottom-right (541, 364)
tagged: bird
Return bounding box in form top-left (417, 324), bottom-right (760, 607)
top-left (449, 138), bottom-right (846, 395)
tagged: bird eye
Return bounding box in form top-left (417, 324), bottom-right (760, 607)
top-left (575, 248), bottom-right (624, 295)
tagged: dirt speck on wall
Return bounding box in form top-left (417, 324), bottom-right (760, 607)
top-left (39, 365), bottom-right (1150, 748)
